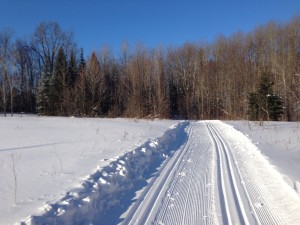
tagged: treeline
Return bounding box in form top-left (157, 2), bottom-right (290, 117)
top-left (1, 17), bottom-right (300, 120)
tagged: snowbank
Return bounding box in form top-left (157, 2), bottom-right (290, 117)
top-left (0, 116), bottom-right (179, 225)
top-left (21, 121), bottom-right (189, 225)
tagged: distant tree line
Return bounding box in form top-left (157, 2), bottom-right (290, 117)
top-left (0, 17), bottom-right (300, 120)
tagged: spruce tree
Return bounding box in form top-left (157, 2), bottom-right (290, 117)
top-left (79, 48), bottom-right (86, 72)
top-left (68, 50), bottom-right (78, 86)
top-left (247, 92), bottom-right (259, 120)
top-left (36, 60), bottom-right (51, 115)
top-left (267, 94), bottom-right (284, 121)
top-left (74, 48), bottom-right (87, 116)
top-left (247, 73), bottom-right (284, 121)
top-left (50, 47), bottom-right (67, 114)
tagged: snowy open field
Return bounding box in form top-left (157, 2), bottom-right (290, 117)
top-left (0, 116), bottom-right (300, 224)
top-left (0, 116), bottom-right (178, 225)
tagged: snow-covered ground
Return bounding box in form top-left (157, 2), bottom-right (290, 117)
top-left (0, 117), bottom-right (300, 224)
top-left (226, 120), bottom-right (300, 194)
top-left (122, 121), bottom-right (300, 225)
top-left (0, 116), bottom-right (179, 225)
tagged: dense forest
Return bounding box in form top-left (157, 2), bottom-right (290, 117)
top-left (0, 17), bottom-right (300, 120)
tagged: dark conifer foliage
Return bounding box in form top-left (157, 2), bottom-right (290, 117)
top-left (267, 94), bottom-right (284, 121)
top-left (68, 51), bottom-right (78, 86)
top-left (50, 47), bottom-right (67, 115)
top-left (37, 61), bottom-right (52, 115)
top-left (247, 92), bottom-right (260, 120)
top-left (248, 73), bottom-right (284, 121)
top-left (1, 18), bottom-right (300, 120)
top-left (79, 48), bottom-right (86, 73)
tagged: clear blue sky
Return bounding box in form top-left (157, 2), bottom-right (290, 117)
top-left (0, 0), bottom-right (299, 55)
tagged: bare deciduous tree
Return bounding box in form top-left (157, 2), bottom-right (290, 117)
top-left (0, 29), bottom-right (14, 116)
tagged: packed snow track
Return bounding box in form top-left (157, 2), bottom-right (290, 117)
top-left (122, 121), bottom-right (300, 225)
top-left (18, 120), bottom-right (300, 225)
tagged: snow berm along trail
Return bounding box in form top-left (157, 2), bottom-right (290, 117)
top-left (20, 121), bottom-right (300, 224)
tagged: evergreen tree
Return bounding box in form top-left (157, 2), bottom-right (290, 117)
top-left (247, 73), bottom-right (284, 121)
top-left (79, 48), bottom-right (86, 73)
top-left (267, 94), bottom-right (284, 121)
top-left (36, 60), bottom-right (51, 114)
top-left (50, 47), bottom-right (67, 114)
top-left (247, 92), bottom-right (259, 120)
top-left (74, 48), bottom-right (87, 116)
top-left (68, 50), bottom-right (78, 86)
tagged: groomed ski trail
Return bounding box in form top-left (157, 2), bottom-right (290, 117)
top-left (207, 123), bottom-right (255, 225)
top-left (122, 122), bottom-right (216, 225)
top-left (123, 121), bottom-right (300, 225)
top-left (20, 121), bottom-right (300, 225)
top-left (123, 122), bottom-right (217, 225)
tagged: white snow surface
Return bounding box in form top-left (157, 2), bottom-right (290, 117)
top-left (0, 116), bottom-right (178, 225)
top-left (226, 120), bottom-right (300, 195)
top-left (122, 121), bottom-right (300, 225)
top-left (1, 117), bottom-right (300, 225)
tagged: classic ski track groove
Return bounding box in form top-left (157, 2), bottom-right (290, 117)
top-left (122, 121), bottom-right (295, 225)
top-left (207, 123), bottom-right (252, 225)
top-left (124, 122), bottom-right (215, 225)
top-left (207, 122), bottom-right (289, 225)
top-left (122, 123), bottom-right (195, 225)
